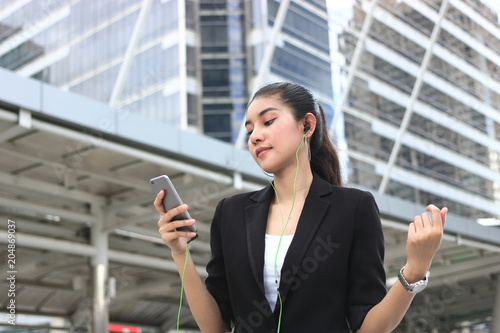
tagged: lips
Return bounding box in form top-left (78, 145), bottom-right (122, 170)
top-left (255, 147), bottom-right (271, 157)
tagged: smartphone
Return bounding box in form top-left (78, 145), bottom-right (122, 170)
top-left (150, 175), bottom-right (198, 242)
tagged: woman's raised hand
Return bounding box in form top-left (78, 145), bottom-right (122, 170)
top-left (404, 204), bottom-right (448, 282)
top-left (154, 190), bottom-right (197, 256)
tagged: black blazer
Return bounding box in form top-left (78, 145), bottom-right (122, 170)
top-left (206, 175), bottom-right (386, 332)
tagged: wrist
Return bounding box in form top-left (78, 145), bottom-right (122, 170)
top-left (398, 266), bottom-right (429, 294)
top-left (171, 250), bottom-right (187, 261)
top-left (402, 264), bottom-right (427, 283)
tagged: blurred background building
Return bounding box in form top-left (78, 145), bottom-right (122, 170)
top-left (0, 0), bottom-right (499, 332)
top-left (0, 0), bottom-right (335, 142)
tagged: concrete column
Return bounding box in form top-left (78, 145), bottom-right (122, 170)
top-left (91, 205), bottom-right (109, 332)
top-left (492, 274), bottom-right (500, 332)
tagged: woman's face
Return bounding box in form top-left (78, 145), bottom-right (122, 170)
top-left (245, 95), bottom-right (305, 175)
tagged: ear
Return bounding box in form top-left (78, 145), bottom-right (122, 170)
top-left (303, 113), bottom-right (317, 137)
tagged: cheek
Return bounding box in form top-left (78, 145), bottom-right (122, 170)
top-left (276, 123), bottom-right (300, 142)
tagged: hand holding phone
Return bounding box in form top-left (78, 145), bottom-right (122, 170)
top-left (151, 175), bottom-right (198, 242)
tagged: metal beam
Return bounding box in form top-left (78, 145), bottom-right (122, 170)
top-left (0, 124), bottom-right (30, 143)
top-left (328, 0), bottom-right (378, 140)
top-left (0, 196), bottom-right (95, 225)
top-left (430, 264), bottom-right (500, 290)
top-left (115, 226), bottom-right (211, 253)
top-left (363, 75), bottom-right (500, 156)
top-left (352, 149), bottom-right (500, 217)
top-left (104, 195), bottom-right (152, 213)
top-left (108, 0), bottom-right (153, 107)
top-left (113, 278), bottom-right (178, 300)
top-left (404, 0), bottom-right (500, 69)
top-left (378, 0), bottom-right (449, 193)
top-left (0, 146), bottom-right (150, 192)
top-left (29, 118), bottom-right (238, 188)
top-left (108, 248), bottom-right (208, 278)
top-left (235, 0), bottom-right (292, 148)
top-left (0, 170), bottom-right (105, 206)
top-left (0, 230), bottom-right (207, 276)
top-left (371, 117), bottom-right (500, 184)
top-left (0, 108), bottom-right (31, 142)
top-left (0, 230), bottom-right (96, 256)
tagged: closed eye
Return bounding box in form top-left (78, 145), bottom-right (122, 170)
top-left (264, 118), bottom-right (276, 126)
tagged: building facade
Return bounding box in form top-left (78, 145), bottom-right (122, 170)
top-left (0, 0), bottom-right (334, 142)
top-left (335, 0), bottom-right (500, 331)
top-left (337, 0), bottom-right (499, 222)
top-left (1, 0), bottom-right (500, 331)
top-left (200, 0), bottom-right (335, 141)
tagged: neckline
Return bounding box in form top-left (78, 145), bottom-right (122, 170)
top-left (265, 233), bottom-right (294, 239)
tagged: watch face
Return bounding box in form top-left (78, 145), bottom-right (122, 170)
top-left (411, 283), bottom-right (427, 293)
top-left (398, 268), bottom-right (429, 294)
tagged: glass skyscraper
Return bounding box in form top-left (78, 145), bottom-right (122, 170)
top-left (336, 0), bottom-right (500, 331)
top-left (337, 0), bottom-right (499, 220)
top-left (0, 0), bottom-right (334, 142)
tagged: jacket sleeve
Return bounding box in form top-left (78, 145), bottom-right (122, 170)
top-left (345, 191), bottom-right (387, 331)
top-left (205, 198), bottom-right (234, 329)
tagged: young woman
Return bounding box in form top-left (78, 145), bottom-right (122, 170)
top-left (155, 82), bottom-right (447, 332)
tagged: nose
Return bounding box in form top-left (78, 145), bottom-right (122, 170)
top-left (248, 127), bottom-right (263, 145)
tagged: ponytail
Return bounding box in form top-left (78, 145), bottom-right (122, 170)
top-left (310, 104), bottom-right (342, 186)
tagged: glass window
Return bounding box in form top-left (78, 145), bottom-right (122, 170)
top-left (204, 113), bottom-right (232, 142)
top-left (271, 42), bottom-right (332, 96)
top-left (200, 15), bottom-right (228, 52)
top-left (268, 1), bottom-right (329, 53)
top-left (202, 68), bottom-right (230, 87)
top-left (202, 59), bottom-right (231, 96)
top-left (187, 93), bottom-right (199, 126)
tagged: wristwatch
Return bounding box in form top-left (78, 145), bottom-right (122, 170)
top-left (398, 267), bottom-right (429, 294)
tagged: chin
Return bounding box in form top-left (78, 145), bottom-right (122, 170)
top-left (257, 163), bottom-right (274, 175)
top-left (261, 164), bottom-right (280, 175)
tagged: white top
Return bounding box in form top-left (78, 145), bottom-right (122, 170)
top-left (263, 233), bottom-right (294, 310)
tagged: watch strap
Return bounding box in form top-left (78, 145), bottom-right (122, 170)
top-left (398, 267), bottom-right (429, 294)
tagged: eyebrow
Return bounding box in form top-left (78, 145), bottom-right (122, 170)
top-left (244, 107), bottom-right (280, 126)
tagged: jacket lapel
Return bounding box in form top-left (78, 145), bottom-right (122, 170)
top-left (244, 175), bottom-right (333, 310)
top-left (278, 175), bottom-right (332, 301)
top-left (245, 185), bottom-right (273, 296)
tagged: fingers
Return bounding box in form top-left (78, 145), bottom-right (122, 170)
top-left (153, 190), bottom-right (166, 214)
top-left (440, 207), bottom-right (448, 228)
top-left (426, 204), bottom-right (445, 230)
top-left (157, 204), bottom-right (191, 230)
top-left (409, 204), bottom-right (447, 234)
top-left (158, 217), bottom-right (197, 244)
top-left (158, 218), bottom-right (195, 230)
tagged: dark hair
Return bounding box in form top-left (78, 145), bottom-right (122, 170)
top-left (250, 82), bottom-right (343, 186)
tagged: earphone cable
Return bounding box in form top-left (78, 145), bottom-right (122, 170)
top-left (177, 243), bottom-right (190, 332)
top-left (267, 134), bottom-right (305, 333)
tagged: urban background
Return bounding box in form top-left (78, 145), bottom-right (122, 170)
top-left (0, 0), bottom-right (499, 332)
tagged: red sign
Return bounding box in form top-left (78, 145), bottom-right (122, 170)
top-left (108, 324), bottom-right (142, 333)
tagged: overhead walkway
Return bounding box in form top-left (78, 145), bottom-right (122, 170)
top-left (0, 67), bottom-right (499, 332)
